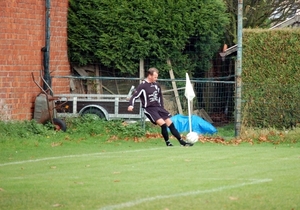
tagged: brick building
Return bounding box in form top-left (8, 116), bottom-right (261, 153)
top-left (0, 0), bottom-right (70, 121)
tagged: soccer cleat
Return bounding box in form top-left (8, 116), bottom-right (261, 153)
top-left (179, 139), bottom-right (193, 147)
top-left (165, 141), bottom-right (173, 146)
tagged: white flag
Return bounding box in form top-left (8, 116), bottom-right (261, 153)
top-left (185, 73), bottom-right (195, 101)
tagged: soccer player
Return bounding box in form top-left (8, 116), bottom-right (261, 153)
top-left (128, 67), bottom-right (192, 146)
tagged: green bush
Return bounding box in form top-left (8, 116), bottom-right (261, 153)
top-left (105, 120), bottom-right (145, 138)
top-left (0, 117), bottom-right (146, 142)
top-left (68, 0), bottom-right (229, 77)
top-left (242, 29), bottom-right (300, 129)
top-left (0, 120), bottom-right (55, 140)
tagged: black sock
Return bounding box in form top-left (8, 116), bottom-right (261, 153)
top-left (168, 123), bottom-right (192, 146)
top-left (161, 124), bottom-right (169, 142)
top-left (161, 124), bottom-right (173, 146)
top-left (168, 123), bottom-right (181, 140)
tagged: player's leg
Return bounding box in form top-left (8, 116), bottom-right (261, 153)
top-left (145, 110), bottom-right (173, 146)
top-left (165, 118), bottom-right (193, 146)
top-left (156, 118), bottom-right (173, 146)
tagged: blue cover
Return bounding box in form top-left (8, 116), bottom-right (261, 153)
top-left (170, 114), bottom-right (217, 135)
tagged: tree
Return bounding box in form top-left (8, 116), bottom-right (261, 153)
top-left (68, 0), bottom-right (229, 77)
top-left (224, 0), bottom-right (300, 46)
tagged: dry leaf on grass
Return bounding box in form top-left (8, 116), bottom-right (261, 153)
top-left (52, 203), bottom-right (62, 207)
top-left (74, 182), bottom-right (84, 185)
top-left (107, 130), bottom-right (289, 145)
top-left (51, 142), bottom-right (63, 147)
top-left (229, 196), bottom-right (239, 200)
top-left (259, 135), bottom-right (269, 142)
top-left (145, 132), bottom-right (162, 138)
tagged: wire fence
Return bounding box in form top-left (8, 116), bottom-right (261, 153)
top-left (52, 75), bottom-right (235, 127)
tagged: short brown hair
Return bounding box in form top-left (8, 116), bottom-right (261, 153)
top-left (147, 67), bottom-right (159, 76)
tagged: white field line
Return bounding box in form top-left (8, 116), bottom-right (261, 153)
top-left (0, 147), bottom-right (164, 167)
top-left (99, 178), bottom-right (273, 210)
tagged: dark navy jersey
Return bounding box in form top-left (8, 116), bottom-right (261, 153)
top-left (129, 80), bottom-right (164, 108)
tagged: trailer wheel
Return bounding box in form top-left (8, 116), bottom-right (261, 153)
top-left (53, 118), bottom-right (67, 132)
top-left (81, 107), bottom-right (106, 119)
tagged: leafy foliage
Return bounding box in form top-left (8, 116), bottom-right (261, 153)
top-left (1, 118), bottom-right (299, 145)
top-left (0, 117), bottom-right (146, 142)
top-left (242, 29), bottom-right (300, 129)
top-left (68, 0), bottom-right (229, 77)
top-left (105, 120), bottom-right (145, 140)
top-left (0, 120), bottom-right (56, 140)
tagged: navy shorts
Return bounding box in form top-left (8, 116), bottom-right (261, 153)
top-left (144, 106), bottom-right (172, 124)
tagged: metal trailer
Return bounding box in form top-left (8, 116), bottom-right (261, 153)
top-left (54, 93), bottom-right (145, 124)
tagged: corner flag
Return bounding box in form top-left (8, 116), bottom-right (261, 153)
top-left (185, 73), bottom-right (195, 133)
top-left (185, 73), bottom-right (195, 101)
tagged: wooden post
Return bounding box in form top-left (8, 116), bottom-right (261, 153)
top-left (167, 59), bottom-right (183, 114)
top-left (139, 59), bottom-right (144, 83)
top-left (95, 64), bottom-right (102, 94)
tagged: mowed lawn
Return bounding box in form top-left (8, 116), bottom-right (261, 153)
top-left (0, 139), bottom-right (299, 210)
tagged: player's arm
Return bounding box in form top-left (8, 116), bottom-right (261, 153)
top-left (128, 84), bottom-right (143, 111)
top-left (158, 84), bottom-right (164, 107)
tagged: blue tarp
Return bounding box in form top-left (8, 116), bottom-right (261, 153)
top-left (171, 114), bottom-right (217, 135)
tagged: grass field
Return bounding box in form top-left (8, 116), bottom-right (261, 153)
top-left (1, 134), bottom-right (299, 210)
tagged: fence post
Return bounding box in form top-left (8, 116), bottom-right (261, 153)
top-left (139, 59), bottom-right (144, 83)
top-left (235, 0), bottom-right (243, 137)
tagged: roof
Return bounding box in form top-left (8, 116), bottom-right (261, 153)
top-left (220, 11), bottom-right (300, 58)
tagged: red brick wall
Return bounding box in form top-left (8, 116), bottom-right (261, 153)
top-left (0, 0), bottom-right (70, 121)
